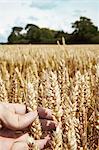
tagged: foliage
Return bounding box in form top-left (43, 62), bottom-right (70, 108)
top-left (7, 17), bottom-right (99, 44)
top-left (71, 17), bottom-right (98, 44)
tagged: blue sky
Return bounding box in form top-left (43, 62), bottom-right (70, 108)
top-left (0, 0), bottom-right (99, 42)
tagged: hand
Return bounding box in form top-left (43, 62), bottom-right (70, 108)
top-left (0, 102), bottom-right (57, 150)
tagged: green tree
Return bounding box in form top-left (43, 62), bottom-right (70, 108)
top-left (7, 16), bottom-right (99, 44)
top-left (8, 27), bottom-right (24, 44)
top-left (25, 24), bottom-right (40, 43)
top-left (71, 16), bottom-right (98, 43)
top-left (39, 28), bottom-right (55, 44)
top-left (54, 31), bottom-right (70, 44)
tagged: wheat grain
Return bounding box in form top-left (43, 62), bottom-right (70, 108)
top-left (0, 44), bottom-right (99, 149)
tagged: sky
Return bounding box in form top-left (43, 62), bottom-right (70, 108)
top-left (0, 0), bottom-right (99, 42)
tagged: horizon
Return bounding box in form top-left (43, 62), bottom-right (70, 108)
top-left (0, 0), bottom-right (99, 42)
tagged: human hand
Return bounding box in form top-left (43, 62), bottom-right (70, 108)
top-left (0, 102), bottom-right (57, 150)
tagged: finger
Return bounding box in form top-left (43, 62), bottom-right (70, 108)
top-left (0, 128), bottom-right (29, 138)
top-left (38, 107), bottom-right (54, 120)
top-left (35, 135), bottom-right (50, 149)
top-left (40, 119), bottom-right (57, 131)
top-left (11, 141), bottom-right (29, 150)
top-left (14, 134), bottom-right (50, 150)
top-left (0, 102), bottom-right (26, 115)
top-left (0, 133), bottom-right (29, 150)
top-left (0, 128), bottom-right (23, 138)
top-left (0, 106), bottom-right (38, 130)
top-left (16, 133), bottom-right (29, 142)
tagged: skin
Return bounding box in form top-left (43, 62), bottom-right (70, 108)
top-left (0, 102), bottom-right (57, 150)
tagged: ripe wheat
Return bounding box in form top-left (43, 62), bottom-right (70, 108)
top-left (0, 44), bottom-right (98, 150)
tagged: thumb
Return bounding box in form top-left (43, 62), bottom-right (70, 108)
top-left (0, 104), bottom-right (38, 130)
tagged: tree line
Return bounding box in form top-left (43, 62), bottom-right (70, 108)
top-left (7, 17), bottom-right (99, 44)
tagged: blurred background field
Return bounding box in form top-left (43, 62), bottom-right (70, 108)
top-left (0, 44), bottom-right (99, 61)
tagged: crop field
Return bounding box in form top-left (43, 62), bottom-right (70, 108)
top-left (0, 44), bottom-right (99, 150)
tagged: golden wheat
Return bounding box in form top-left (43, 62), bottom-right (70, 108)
top-left (0, 44), bottom-right (99, 150)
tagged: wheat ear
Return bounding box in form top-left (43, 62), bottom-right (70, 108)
top-left (8, 71), bottom-right (18, 103)
top-left (48, 70), bottom-right (63, 150)
top-left (15, 67), bottom-right (25, 103)
top-left (0, 74), bottom-right (8, 102)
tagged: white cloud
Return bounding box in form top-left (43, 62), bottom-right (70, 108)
top-left (30, 0), bottom-right (57, 10)
top-left (0, 0), bottom-right (99, 42)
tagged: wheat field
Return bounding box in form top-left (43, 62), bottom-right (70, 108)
top-left (0, 44), bottom-right (99, 150)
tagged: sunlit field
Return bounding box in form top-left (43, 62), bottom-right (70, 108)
top-left (0, 44), bottom-right (99, 150)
